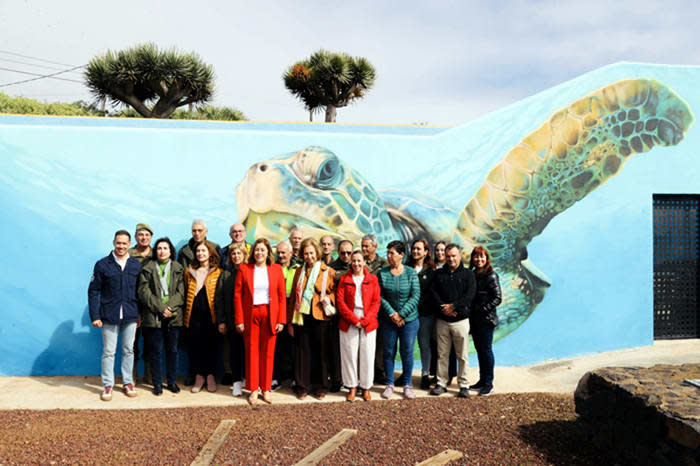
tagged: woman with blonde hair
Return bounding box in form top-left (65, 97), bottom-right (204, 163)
top-left (288, 237), bottom-right (336, 400)
top-left (215, 242), bottom-right (248, 397)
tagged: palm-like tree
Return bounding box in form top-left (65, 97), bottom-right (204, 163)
top-left (283, 50), bottom-right (376, 122)
top-left (84, 43), bottom-right (215, 119)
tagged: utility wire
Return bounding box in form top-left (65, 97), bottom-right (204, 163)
top-left (0, 50), bottom-right (78, 68)
top-left (0, 65), bottom-right (85, 88)
top-left (0, 57), bottom-right (84, 75)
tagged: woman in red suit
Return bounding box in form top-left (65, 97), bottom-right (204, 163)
top-left (234, 238), bottom-right (287, 405)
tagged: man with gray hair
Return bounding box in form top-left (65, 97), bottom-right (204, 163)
top-left (220, 222), bottom-right (251, 271)
top-left (177, 219), bottom-right (220, 269)
top-left (361, 234), bottom-right (388, 275)
top-left (288, 227), bottom-right (304, 267)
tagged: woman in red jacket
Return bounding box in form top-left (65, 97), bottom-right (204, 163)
top-left (234, 238), bottom-right (287, 405)
top-left (336, 250), bottom-right (381, 402)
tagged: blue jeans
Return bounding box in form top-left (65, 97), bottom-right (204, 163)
top-left (470, 320), bottom-right (495, 387)
top-left (417, 315), bottom-right (434, 376)
top-left (380, 317), bottom-right (419, 387)
top-left (144, 326), bottom-right (180, 387)
top-left (101, 321), bottom-right (137, 388)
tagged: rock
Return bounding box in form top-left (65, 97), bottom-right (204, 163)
top-left (575, 363), bottom-right (700, 465)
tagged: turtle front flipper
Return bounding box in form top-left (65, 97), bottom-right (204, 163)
top-left (454, 79), bottom-right (694, 342)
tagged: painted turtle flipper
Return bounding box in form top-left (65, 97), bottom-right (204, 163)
top-left (454, 79), bottom-right (695, 342)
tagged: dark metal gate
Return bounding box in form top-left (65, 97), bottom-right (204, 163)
top-left (653, 194), bottom-right (700, 339)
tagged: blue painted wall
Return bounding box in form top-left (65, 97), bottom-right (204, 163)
top-left (1, 62), bottom-right (698, 376)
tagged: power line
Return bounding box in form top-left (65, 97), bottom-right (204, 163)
top-left (0, 50), bottom-right (78, 68)
top-left (0, 65), bottom-right (85, 88)
top-left (0, 57), bottom-right (84, 75)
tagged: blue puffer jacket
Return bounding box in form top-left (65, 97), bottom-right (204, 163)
top-left (88, 253), bottom-right (142, 325)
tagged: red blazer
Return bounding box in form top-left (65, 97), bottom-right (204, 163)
top-left (336, 267), bottom-right (380, 333)
top-left (234, 263), bottom-right (287, 333)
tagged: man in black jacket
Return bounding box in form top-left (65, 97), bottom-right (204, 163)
top-left (429, 243), bottom-right (476, 398)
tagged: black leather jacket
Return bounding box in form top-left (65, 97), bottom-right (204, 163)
top-left (471, 271), bottom-right (502, 327)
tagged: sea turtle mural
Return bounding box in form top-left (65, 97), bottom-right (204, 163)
top-left (236, 79), bottom-right (694, 343)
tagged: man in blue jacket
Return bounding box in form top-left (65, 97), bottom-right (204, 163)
top-left (88, 230), bottom-right (142, 401)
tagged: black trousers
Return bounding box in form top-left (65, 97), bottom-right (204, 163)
top-left (294, 318), bottom-right (331, 393)
top-left (226, 329), bottom-right (245, 382)
top-left (273, 329), bottom-right (294, 382)
top-left (188, 305), bottom-right (217, 376)
top-left (328, 315), bottom-right (342, 386)
top-left (144, 325), bottom-right (179, 387)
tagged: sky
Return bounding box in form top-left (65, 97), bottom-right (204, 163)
top-left (1, 0), bottom-right (699, 126)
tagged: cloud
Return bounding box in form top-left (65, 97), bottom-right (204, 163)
top-left (2, 0), bottom-right (700, 125)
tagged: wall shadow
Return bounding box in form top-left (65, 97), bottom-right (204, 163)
top-left (517, 419), bottom-right (613, 466)
top-left (30, 306), bottom-right (108, 395)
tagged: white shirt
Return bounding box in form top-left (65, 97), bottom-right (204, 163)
top-left (352, 274), bottom-right (364, 318)
top-left (112, 252), bottom-right (128, 319)
top-left (253, 265), bottom-right (270, 305)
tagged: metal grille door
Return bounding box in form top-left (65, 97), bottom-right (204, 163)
top-left (653, 195), bottom-right (700, 339)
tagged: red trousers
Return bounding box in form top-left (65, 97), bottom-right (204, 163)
top-left (244, 304), bottom-right (277, 392)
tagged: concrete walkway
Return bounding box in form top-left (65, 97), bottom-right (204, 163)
top-left (1, 339), bottom-right (697, 410)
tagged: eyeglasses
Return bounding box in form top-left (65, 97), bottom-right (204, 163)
top-left (339, 251), bottom-right (352, 255)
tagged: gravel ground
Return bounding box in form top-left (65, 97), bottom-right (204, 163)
top-left (0, 393), bottom-right (609, 465)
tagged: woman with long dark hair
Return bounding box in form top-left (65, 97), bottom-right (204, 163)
top-left (234, 238), bottom-right (287, 405)
top-left (469, 246), bottom-right (502, 396)
top-left (183, 242), bottom-right (221, 393)
top-left (137, 237), bottom-right (185, 395)
top-left (406, 239), bottom-right (436, 390)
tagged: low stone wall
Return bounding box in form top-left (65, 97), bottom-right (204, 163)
top-left (574, 363), bottom-right (699, 465)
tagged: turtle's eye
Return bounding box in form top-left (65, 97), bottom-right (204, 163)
top-left (291, 146), bottom-right (344, 190)
top-left (316, 158), bottom-right (342, 189)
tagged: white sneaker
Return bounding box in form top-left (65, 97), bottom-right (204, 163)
top-left (232, 381), bottom-right (243, 397)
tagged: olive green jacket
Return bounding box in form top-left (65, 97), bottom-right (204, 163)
top-left (137, 259), bottom-right (185, 327)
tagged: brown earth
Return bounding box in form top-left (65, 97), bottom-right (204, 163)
top-left (0, 393), bottom-right (610, 465)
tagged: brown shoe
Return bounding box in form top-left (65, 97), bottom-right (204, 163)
top-left (296, 390), bottom-right (308, 400)
top-left (362, 388), bottom-right (371, 401)
top-left (314, 391), bottom-right (327, 400)
top-left (247, 391), bottom-right (259, 405)
top-left (261, 391), bottom-right (272, 404)
top-left (191, 375), bottom-right (204, 393)
top-left (206, 374), bottom-right (217, 393)
top-left (346, 387), bottom-right (357, 402)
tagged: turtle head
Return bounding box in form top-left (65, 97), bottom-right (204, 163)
top-left (236, 146), bottom-right (394, 245)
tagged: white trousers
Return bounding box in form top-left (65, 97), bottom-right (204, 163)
top-left (339, 326), bottom-right (376, 390)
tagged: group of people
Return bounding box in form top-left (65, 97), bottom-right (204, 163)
top-left (88, 219), bottom-right (501, 404)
